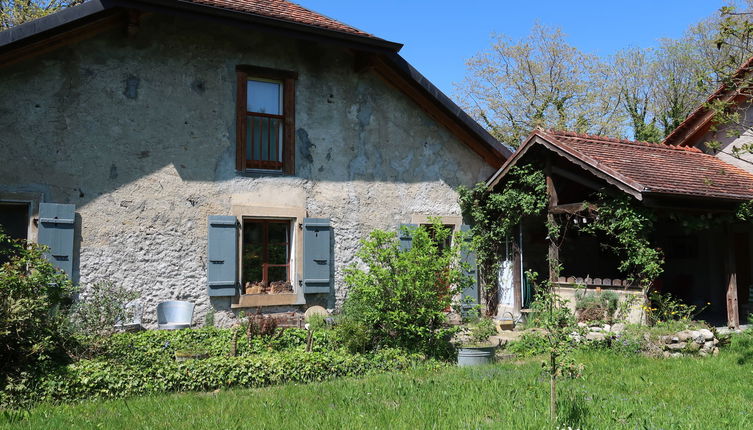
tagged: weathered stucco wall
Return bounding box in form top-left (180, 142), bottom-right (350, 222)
top-left (698, 102), bottom-right (753, 174)
top-left (0, 14), bottom-right (495, 327)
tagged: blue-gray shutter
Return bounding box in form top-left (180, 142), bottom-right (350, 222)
top-left (303, 218), bottom-right (331, 294)
top-left (207, 216), bottom-right (239, 297)
top-left (38, 203), bottom-right (75, 277)
top-left (398, 223), bottom-right (417, 251)
top-left (460, 224), bottom-right (479, 308)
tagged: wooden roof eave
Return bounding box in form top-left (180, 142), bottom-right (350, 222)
top-left (486, 132), bottom-right (645, 201)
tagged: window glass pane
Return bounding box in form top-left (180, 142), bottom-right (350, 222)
top-left (268, 265), bottom-right (288, 283)
top-left (247, 117), bottom-right (283, 163)
top-left (268, 222), bottom-right (288, 243)
top-left (247, 80), bottom-right (281, 114)
top-left (242, 221), bottom-right (263, 283)
top-left (268, 243), bottom-right (288, 265)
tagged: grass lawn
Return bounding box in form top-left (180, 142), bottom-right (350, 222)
top-left (3, 350), bottom-right (753, 429)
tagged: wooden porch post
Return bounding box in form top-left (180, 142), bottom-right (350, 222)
top-left (726, 231), bottom-right (740, 329)
top-left (545, 159), bottom-right (559, 282)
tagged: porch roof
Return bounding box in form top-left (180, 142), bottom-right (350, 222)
top-left (487, 130), bottom-right (753, 202)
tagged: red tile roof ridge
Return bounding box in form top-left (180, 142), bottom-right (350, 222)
top-left (187, 0), bottom-right (376, 38)
top-left (541, 129), bottom-right (703, 153)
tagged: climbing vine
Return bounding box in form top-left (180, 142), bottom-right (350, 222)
top-left (578, 193), bottom-right (664, 290)
top-left (458, 163), bottom-right (548, 313)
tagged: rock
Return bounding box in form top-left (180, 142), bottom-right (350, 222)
top-left (713, 338), bottom-right (719, 346)
top-left (662, 351), bottom-right (671, 358)
top-left (611, 323), bottom-right (625, 334)
top-left (660, 335), bottom-right (672, 344)
top-left (686, 341), bottom-right (700, 352)
top-left (703, 341), bottom-right (714, 351)
top-left (671, 336), bottom-right (680, 343)
top-left (586, 332), bottom-right (606, 342)
top-left (713, 347), bottom-right (720, 356)
top-left (699, 350), bottom-right (708, 357)
top-left (671, 352), bottom-right (682, 358)
top-left (677, 330), bottom-right (692, 342)
top-left (603, 324), bottom-right (611, 332)
top-left (666, 342), bottom-right (687, 351)
top-left (590, 326), bottom-right (603, 332)
top-left (699, 328), bottom-right (714, 341)
top-left (577, 322), bottom-right (587, 328)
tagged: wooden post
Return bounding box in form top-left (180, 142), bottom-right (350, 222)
top-left (726, 231), bottom-right (740, 329)
top-left (545, 159), bottom-right (560, 282)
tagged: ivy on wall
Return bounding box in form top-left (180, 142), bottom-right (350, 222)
top-left (458, 164), bottom-right (548, 313)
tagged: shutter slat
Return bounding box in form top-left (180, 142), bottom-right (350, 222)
top-left (303, 218), bottom-right (331, 294)
top-left (207, 215), bottom-right (239, 297)
top-left (460, 224), bottom-right (479, 309)
top-left (37, 203), bottom-right (75, 277)
top-left (398, 223), bottom-right (417, 251)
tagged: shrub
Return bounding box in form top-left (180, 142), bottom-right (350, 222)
top-left (465, 318), bottom-right (497, 346)
top-left (574, 289), bottom-right (619, 323)
top-left (0, 231), bottom-right (74, 384)
top-left (1, 347), bottom-right (432, 408)
top-left (340, 222), bottom-right (473, 359)
top-left (645, 291), bottom-right (707, 324)
top-left (67, 281), bottom-right (140, 338)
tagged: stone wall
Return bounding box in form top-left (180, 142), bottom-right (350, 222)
top-left (0, 13), bottom-right (495, 327)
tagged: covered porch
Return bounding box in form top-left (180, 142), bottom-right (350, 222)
top-left (488, 130), bottom-right (753, 328)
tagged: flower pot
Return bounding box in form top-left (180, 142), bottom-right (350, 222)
top-left (457, 345), bottom-right (496, 366)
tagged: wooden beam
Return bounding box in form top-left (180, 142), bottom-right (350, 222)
top-left (550, 202), bottom-right (592, 214)
top-left (551, 165), bottom-right (606, 192)
top-left (545, 158), bottom-right (560, 282)
top-left (726, 231), bottom-right (740, 329)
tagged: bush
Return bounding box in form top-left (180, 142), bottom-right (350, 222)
top-left (0, 232), bottom-right (74, 384)
top-left (574, 289), bottom-right (619, 323)
top-left (67, 281), bottom-right (140, 339)
top-left (340, 223), bottom-right (473, 359)
top-left (1, 347), bottom-right (431, 408)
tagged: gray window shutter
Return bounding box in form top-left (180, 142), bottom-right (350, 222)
top-left (460, 224), bottom-right (479, 307)
top-left (207, 216), bottom-right (239, 297)
top-left (38, 203), bottom-right (75, 277)
top-left (398, 224), bottom-right (417, 251)
top-left (303, 218), bottom-right (331, 294)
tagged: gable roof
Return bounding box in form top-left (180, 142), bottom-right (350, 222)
top-left (0, 0), bottom-right (510, 167)
top-left (488, 130), bottom-right (753, 202)
top-left (663, 55), bottom-right (753, 147)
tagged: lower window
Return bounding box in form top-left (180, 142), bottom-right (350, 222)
top-left (0, 202), bottom-right (30, 264)
top-left (242, 219), bottom-right (293, 294)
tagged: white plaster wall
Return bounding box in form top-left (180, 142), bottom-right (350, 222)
top-left (0, 14), bottom-right (495, 327)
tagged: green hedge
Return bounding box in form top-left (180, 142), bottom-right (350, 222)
top-left (1, 328), bottom-right (432, 408)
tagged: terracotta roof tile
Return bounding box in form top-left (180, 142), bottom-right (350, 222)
top-left (540, 130), bottom-right (753, 201)
top-left (186, 0), bottom-right (376, 38)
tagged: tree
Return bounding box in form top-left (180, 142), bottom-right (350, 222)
top-left (456, 24), bottom-right (625, 148)
top-left (0, 0), bottom-right (85, 30)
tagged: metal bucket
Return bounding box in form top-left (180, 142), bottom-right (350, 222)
top-left (457, 346), bottom-right (496, 366)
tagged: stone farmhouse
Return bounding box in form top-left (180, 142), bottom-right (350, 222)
top-left (0, 0), bottom-right (511, 327)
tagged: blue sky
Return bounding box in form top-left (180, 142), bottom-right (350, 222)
top-left (296, 1), bottom-right (725, 99)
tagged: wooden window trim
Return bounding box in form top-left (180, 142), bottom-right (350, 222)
top-left (236, 66), bottom-right (296, 175)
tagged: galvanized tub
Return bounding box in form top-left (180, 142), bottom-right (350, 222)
top-left (457, 346), bottom-right (496, 366)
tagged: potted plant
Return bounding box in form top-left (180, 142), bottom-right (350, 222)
top-left (457, 318), bottom-right (499, 366)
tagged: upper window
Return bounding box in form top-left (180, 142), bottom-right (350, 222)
top-left (236, 66), bottom-right (297, 174)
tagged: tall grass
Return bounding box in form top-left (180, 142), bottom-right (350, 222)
top-left (3, 350), bottom-right (752, 429)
